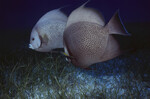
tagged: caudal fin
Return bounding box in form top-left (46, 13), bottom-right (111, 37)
top-left (106, 10), bottom-right (130, 36)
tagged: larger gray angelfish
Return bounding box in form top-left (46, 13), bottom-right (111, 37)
top-left (29, 8), bottom-right (67, 52)
top-left (63, 2), bottom-right (131, 68)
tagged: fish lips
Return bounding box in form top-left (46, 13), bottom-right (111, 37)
top-left (28, 36), bottom-right (42, 50)
top-left (29, 44), bottom-right (34, 49)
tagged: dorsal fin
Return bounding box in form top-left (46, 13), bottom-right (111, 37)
top-left (106, 10), bottom-right (131, 36)
top-left (37, 8), bottom-right (67, 24)
top-left (66, 1), bottom-right (105, 28)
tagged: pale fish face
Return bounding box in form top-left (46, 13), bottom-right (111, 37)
top-left (29, 30), bottom-right (41, 50)
top-left (29, 29), bottom-right (51, 52)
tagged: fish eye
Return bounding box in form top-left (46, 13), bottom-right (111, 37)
top-left (32, 38), bottom-right (35, 41)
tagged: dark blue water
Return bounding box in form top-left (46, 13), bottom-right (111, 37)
top-left (1, 0), bottom-right (150, 29)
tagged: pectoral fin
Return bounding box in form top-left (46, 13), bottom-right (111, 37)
top-left (40, 34), bottom-right (49, 45)
top-left (62, 52), bottom-right (69, 56)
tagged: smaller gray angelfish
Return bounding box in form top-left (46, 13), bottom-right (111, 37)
top-left (63, 1), bottom-right (131, 68)
top-left (29, 8), bottom-right (67, 52)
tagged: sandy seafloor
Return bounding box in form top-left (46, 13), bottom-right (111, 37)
top-left (0, 23), bottom-right (150, 98)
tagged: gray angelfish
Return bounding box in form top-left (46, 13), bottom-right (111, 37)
top-left (63, 2), bottom-right (131, 68)
top-left (29, 8), bottom-right (67, 52)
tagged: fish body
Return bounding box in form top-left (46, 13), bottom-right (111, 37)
top-left (29, 8), bottom-right (67, 52)
top-left (63, 2), bottom-right (131, 68)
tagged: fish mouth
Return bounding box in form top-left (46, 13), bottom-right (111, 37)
top-left (28, 40), bottom-right (42, 50)
top-left (29, 44), bottom-right (34, 49)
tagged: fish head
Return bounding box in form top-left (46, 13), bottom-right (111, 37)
top-left (29, 29), bottom-right (41, 50)
top-left (29, 27), bottom-right (51, 52)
